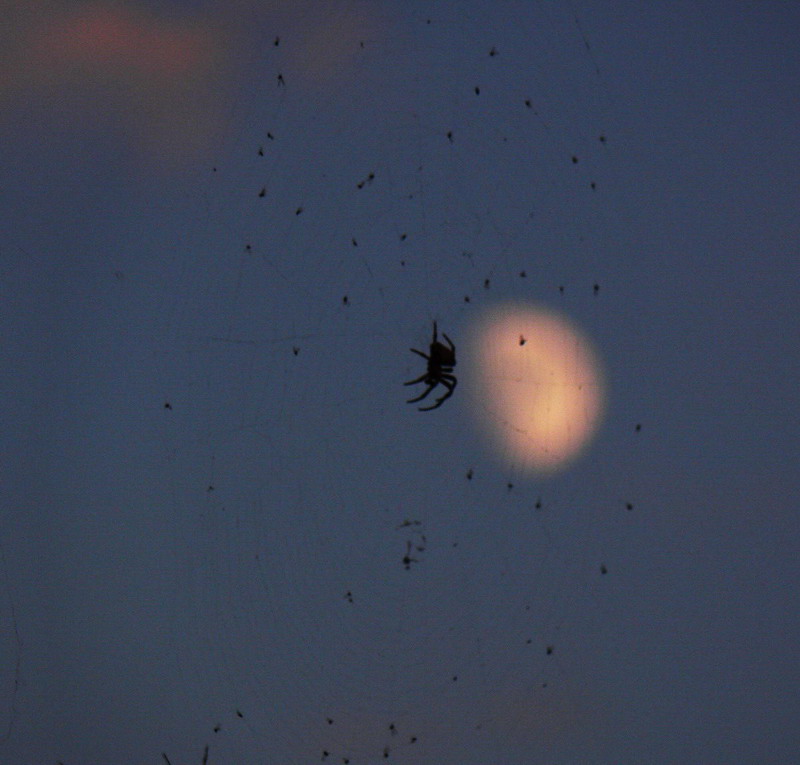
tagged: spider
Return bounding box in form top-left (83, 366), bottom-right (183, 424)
top-left (404, 321), bottom-right (457, 411)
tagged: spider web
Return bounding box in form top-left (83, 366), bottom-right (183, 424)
top-left (0, 3), bottom-right (637, 763)
top-left (140, 5), bottom-right (639, 764)
top-left (6, 4), bottom-right (800, 763)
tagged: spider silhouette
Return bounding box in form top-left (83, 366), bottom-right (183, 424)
top-left (404, 321), bottom-right (457, 411)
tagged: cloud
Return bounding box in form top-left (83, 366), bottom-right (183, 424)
top-left (1, 1), bottom-right (230, 169)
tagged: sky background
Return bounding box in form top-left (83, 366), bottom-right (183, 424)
top-left (2, 1), bottom-right (800, 763)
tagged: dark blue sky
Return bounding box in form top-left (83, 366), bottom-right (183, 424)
top-left (2, 1), bottom-right (800, 763)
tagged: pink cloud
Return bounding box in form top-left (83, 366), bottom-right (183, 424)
top-left (31, 5), bottom-right (213, 80)
top-left (1, 2), bottom-right (231, 171)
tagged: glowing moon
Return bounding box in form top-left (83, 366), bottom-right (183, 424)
top-left (468, 304), bottom-right (605, 474)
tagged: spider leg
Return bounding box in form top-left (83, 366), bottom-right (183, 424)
top-left (432, 321), bottom-right (438, 343)
top-left (443, 332), bottom-right (455, 353)
top-left (404, 372), bottom-right (428, 386)
top-left (418, 389), bottom-right (452, 410)
top-left (418, 377), bottom-right (456, 411)
top-left (410, 348), bottom-right (429, 360)
top-left (407, 382), bottom-right (437, 404)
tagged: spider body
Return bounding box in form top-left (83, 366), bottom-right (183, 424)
top-left (404, 321), bottom-right (457, 411)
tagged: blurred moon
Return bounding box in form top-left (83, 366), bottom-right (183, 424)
top-left (468, 304), bottom-right (605, 474)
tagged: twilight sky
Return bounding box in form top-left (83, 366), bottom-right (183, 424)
top-left (2, 1), bottom-right (800, 763)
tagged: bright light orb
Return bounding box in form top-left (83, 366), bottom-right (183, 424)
top-left (468, 304), bottom-right (605, 475)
